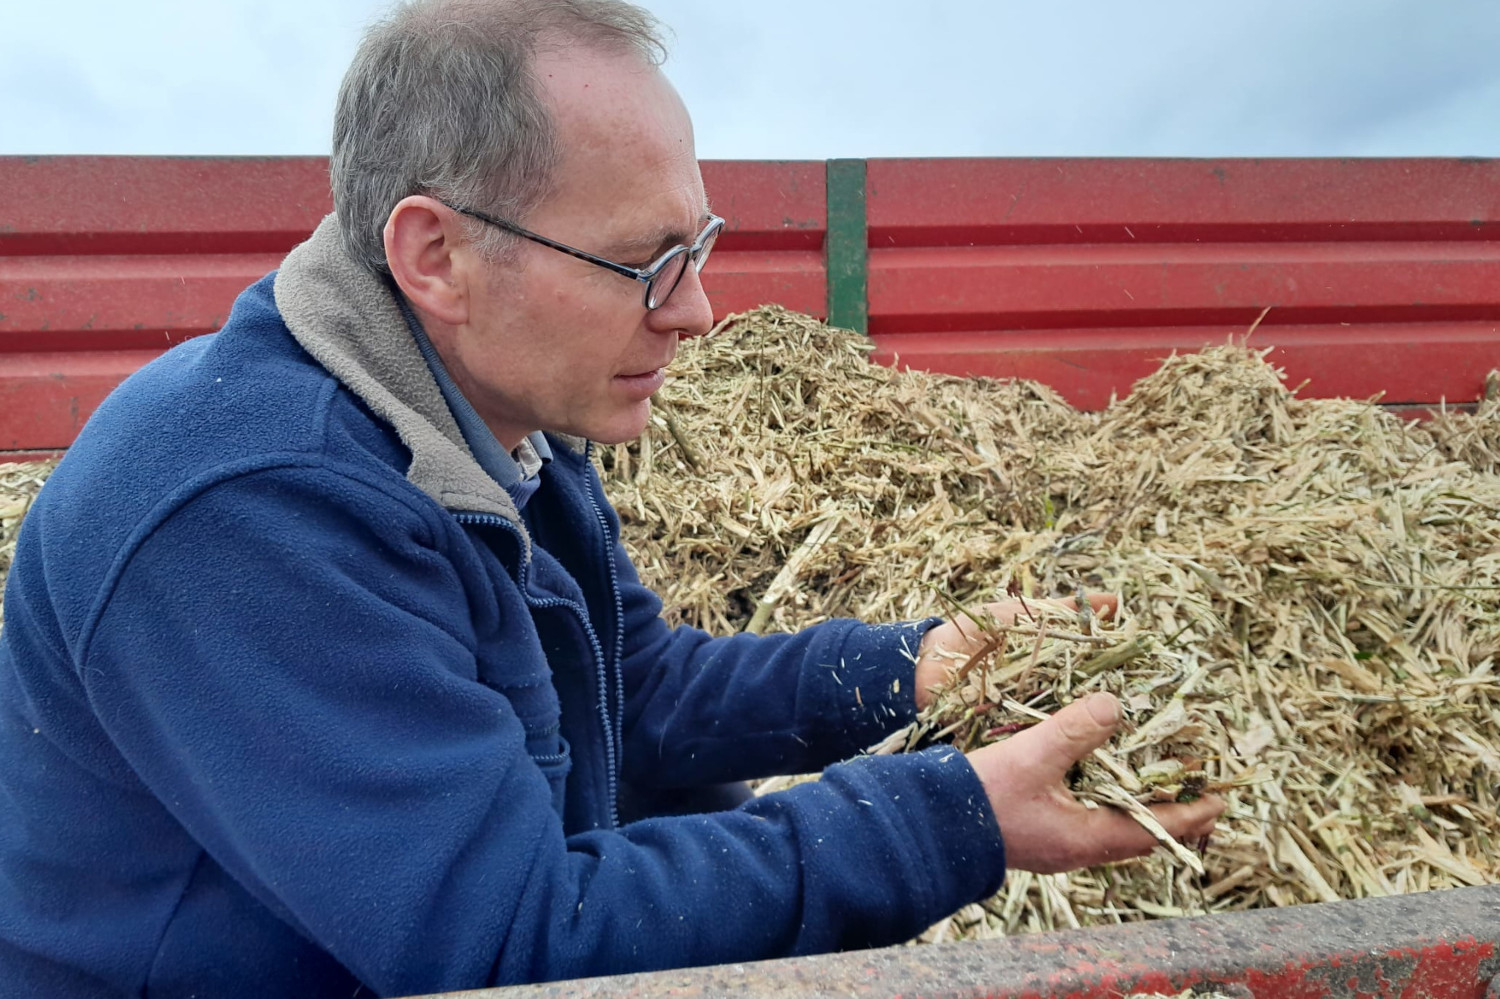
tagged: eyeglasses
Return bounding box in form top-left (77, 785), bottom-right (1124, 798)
top-left (441, 200), bottom-right (724, 311)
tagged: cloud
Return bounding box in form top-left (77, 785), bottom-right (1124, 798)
top-left (657, 0), bottom-right (1500, 159)
top-left (0, 0), bottom-right (375, 154)
top-left (2, 0), bottom-right (1496, 158)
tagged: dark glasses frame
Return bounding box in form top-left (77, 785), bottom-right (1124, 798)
top-left (440, 200), bottom-right (724, 310)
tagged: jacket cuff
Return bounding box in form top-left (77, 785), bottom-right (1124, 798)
top-left (760, 742), bottom-right (1007, 951)
top-left (825, 617), bottom-right (944, 752)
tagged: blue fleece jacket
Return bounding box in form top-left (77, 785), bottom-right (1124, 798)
top-left (0, 219), bottom-right (1007, 998)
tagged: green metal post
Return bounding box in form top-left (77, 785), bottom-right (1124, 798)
top-left (825, 158), bottom-right (869, 334)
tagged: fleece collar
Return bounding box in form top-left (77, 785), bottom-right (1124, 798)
top-left (273, 214), bottom-right (584, 541)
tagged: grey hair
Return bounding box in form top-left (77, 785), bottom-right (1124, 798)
top-left (331, 0), bottom-right (668, 275)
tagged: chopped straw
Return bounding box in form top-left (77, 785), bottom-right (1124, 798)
top-left (2, 305), bottom-right (1496, 941)
top-left (596, 305), bottom-right (1500, 939)
top-left (0, 459), bottom-right (57, 629)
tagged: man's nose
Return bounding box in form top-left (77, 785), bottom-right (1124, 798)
top-left (649, 263), bottom-right (714, 339)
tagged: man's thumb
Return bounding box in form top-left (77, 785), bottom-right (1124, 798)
top-left (1015, 693), bottom-right (1122, 778)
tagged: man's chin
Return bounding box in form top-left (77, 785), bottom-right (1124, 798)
top-left (566, 404), bottom-right (653, 447)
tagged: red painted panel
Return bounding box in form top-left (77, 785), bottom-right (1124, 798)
top-left (0, 451), bottom-right (64, 463)
top-left (0, 253), bottom-right (284, 347)
top-left (862, 158), bottom-right (1500, 410)
top-left (0, 157), bottom-right (819, 255)
top-left (865, 158), bottom-right (1500, 245)
top-left (701, 160), bottom-right (825, 252)
top-left (705, 249), bottom-right (825, 318)
top-left (0, 252), bottom-right (822, 451)
top-left (8, 156), bottom-right (1500, 453)
top-left (0, 158), bottom-right (830, 451)
top-left (871, 322), bottom-right (1500, 409)
top-left (0, 156), bottom-right (333, 256)
top-left (0, 250), bottom-right (818, 349)
top-left (0, 350), bottom-right (163, 451)
top-left (867, 242), bottom-right (1500, 332)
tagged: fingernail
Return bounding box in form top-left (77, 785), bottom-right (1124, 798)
top-left (1085, 693), bottom-right (1119, 726)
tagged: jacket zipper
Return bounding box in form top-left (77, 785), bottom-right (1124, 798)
top-left (453, 509), bottom-right (621, 828)
top-left (582, 442), bottom-right (627, 787)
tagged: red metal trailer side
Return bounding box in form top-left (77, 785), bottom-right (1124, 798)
top-left (863, 158), bottom-right (1500, 409)
top-left (3, 156), bottom-right (1499, 457)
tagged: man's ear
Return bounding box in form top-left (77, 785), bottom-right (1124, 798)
top-left (383, 196), bottom-right (470, 326)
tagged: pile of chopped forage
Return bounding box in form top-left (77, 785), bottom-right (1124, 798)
top-left (0, 461), bottom-right (55, 629)
top-left (2, 306), bottom-right (1496, 941)
top-left (597, 305), bottom-right (1500, 939)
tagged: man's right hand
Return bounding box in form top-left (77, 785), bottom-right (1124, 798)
top-left (965, 692), bottom-right (1224, 874)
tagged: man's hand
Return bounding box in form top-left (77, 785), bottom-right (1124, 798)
top-left (965, 692), bottom-right (1225, 873)
top-left (915, 593), bottom-right (1119, 710)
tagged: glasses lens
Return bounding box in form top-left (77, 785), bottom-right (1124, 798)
top-left (646, 249), bottom-right (688, 310)
top-left (692, 222), bottom-right (721, 273)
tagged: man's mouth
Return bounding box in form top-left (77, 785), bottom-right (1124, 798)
top-left (615, 367), bottom-right (667, 396)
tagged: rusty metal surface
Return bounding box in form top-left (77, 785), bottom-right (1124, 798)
top-left (407, 885), bottom-right (1500, 999)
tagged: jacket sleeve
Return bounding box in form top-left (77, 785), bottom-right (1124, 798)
top-left (603, 492), bottom-right (943, 788)
top-left (80, 464), bottom-right (1005, 996)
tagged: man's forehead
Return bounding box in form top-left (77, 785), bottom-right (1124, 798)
top-left (534, 43), bottom-right (681, 131)
top-left (530, 44), bottom-right (705, 245)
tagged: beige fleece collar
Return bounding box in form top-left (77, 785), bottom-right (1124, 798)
top-left (273, 215), bottom-right (527, 531)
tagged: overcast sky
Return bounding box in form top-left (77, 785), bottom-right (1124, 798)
top-left (3, 0), bottom-right (1497, 160)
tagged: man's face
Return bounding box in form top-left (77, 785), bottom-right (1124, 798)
top-left (433, 44), bottom-right (714, 450)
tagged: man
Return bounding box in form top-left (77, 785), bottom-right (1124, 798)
top-left (0, 1), bottom-right (1221, 996)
